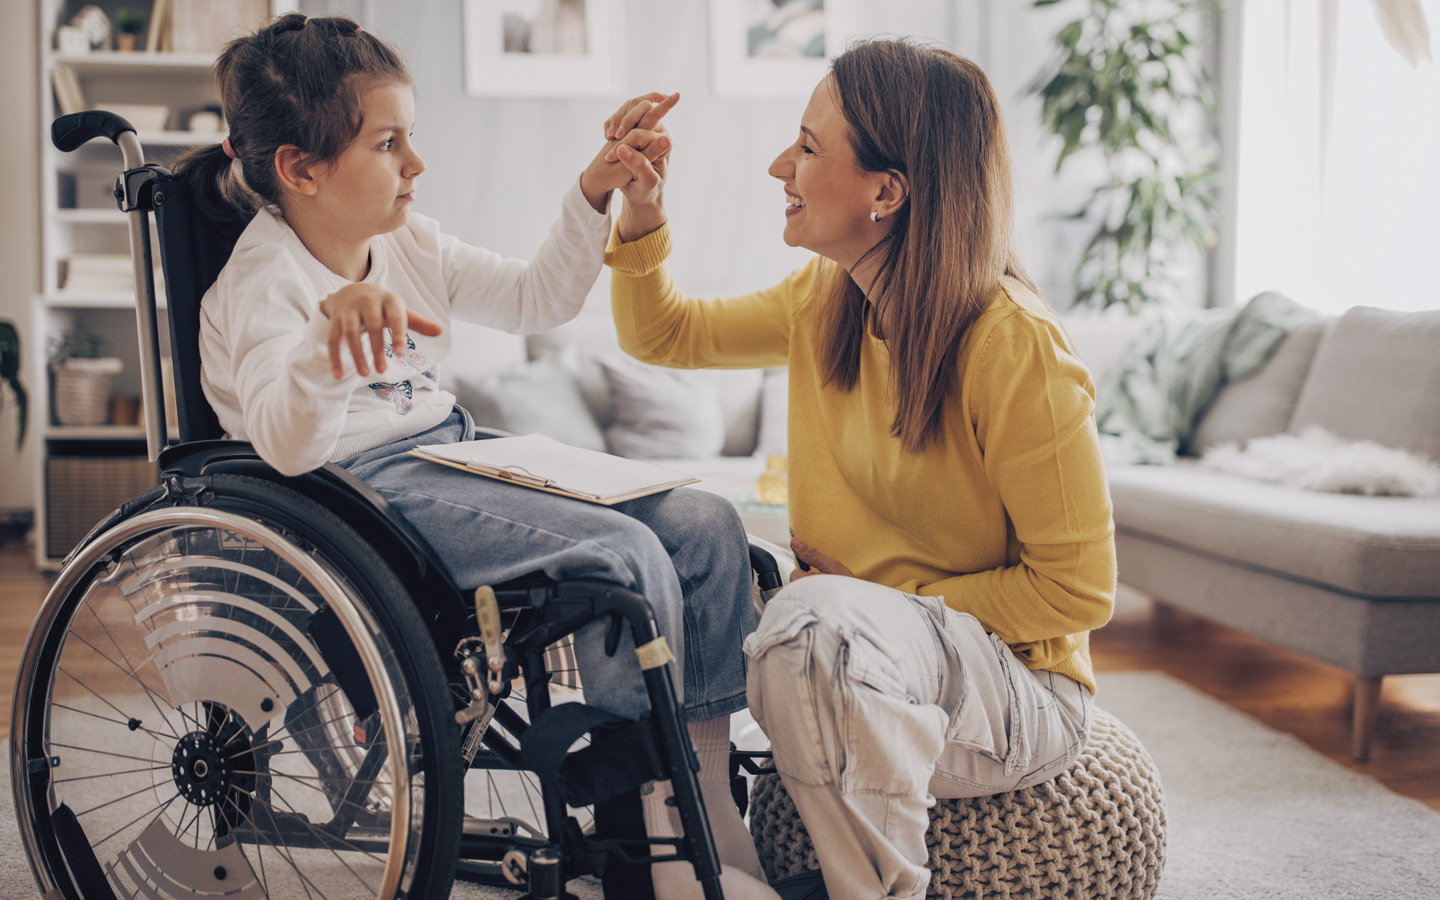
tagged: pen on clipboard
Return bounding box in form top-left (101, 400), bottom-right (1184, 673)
top-left (789, 527), bottom-right (812, 572)
top-left (467, 462), bottom-right (554, 489)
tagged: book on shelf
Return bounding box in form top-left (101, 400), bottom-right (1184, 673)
top-left (410, 433), bottom-right (699, 505)
top-left (168, 0), bottom-right (269, 54)
top-left (51, 65), bottom-right (86, 116)
top-left (61, 253), bottom-right (163, 294)
top-left (146, 0), bottom-right (169, 53)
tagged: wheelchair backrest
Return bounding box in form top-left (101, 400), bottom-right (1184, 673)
top-left (149, 175), bottom-right (252, 444)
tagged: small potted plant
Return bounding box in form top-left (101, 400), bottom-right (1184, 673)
top-left (114, 9), bottom-right (145, 51)
top-left (50, 326), bottom-right (123, 426)
top-left (0, 319), bottom-right (27, 448)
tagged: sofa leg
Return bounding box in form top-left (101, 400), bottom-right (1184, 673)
top-left (1351, 676), bottom-right (1383, 762)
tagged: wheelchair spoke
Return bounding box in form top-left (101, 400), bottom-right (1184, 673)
top-left (234, 706), bottom-right (351, 759)
top-left (54, 666), bottom-right (182, 743)
top-left (80, 598), bottom-right (186, 740)
top-left (220, 797), bottom-right (290, 900)
top-left (49, 702), bottom-right (173, 742)
top-left (224, 794), bottom-right (324, 900)
top-left (73, 781), bottom-right (173, 820)
top-left (52, 764), bottom-right (169, 785)
top-left (91, 793), bottom-right (181, 851)
top-left (268, 782), bottom-right (385, 889)
top-left (47, 741), bottom-right (164, 766)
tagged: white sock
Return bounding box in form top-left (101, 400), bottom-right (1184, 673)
top-left (642, 716), bottom-right (778, 900)
top-left (686, 716), bottom-right (766, 880)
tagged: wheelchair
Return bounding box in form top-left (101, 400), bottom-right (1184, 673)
top-left (11, 111), bottom-right (782, 900)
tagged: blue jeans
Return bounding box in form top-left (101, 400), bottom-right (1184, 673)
top-left (338, 408), bottom-right (755, 721)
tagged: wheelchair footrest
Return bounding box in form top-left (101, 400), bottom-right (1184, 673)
top-left (519, 703), bottom-right (666, 808)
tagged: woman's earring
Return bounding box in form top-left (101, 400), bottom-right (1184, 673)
top-left (870, 210), bottom-right (880, 223)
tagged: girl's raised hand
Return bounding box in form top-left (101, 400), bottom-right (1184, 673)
top-left (318, 284), bottom-right (443, 380)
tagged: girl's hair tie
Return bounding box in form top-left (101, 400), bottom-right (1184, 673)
top-left (356, 26), bottom-right (364, 34)
top-left (221, 137), bottom-right (237, 160)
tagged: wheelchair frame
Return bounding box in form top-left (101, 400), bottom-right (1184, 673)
top-left (11, 111), bottom-right (781, 900)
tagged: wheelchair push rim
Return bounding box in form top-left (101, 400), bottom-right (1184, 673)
top-left (11, 507), bottom-right (418, 900)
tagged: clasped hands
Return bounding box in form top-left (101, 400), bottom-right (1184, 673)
top-left (579, 90), bottom-right (679, 218)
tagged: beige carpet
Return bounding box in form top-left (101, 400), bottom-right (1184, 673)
top-left (5, 671), bottom-right (1438, 898)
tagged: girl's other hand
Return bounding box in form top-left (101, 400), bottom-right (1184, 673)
top-left (789, 538), bottom-right (855, 581)
top-left (318, 284), bottom-right (443, 380)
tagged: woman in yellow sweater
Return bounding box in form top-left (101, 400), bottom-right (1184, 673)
top-left (604, 39), bottom-right (1116, 900)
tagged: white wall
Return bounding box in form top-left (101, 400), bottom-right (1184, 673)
top-left (0, 0), bottom-right (40, 512)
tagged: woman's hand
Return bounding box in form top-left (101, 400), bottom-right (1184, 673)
top-left (789, 538), bottom-right (855, 581)
top-left (579, 91), bottom-right (679, 216)
top-left (599, 91), bottom-right (679, 242)
top-left (318, 284), bottom-right (443, 380)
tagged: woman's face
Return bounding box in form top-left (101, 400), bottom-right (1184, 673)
top-left (768, 75), bottom-right (882, 269)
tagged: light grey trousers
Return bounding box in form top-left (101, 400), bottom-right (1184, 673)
top-left (745, 575), bottom-right (1092, 900)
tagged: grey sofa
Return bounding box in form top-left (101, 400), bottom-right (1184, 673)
top-left (1100, 306), bottom-right (1440, 761)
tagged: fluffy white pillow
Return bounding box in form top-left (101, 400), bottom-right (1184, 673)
top-left (1200, 426), bottom-right (1440, 497)
top-left (454, 350), bottom-right (608, 452)
top-left (597, 356), bottom-right (726, 459)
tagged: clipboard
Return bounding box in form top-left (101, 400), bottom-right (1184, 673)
top-left (409, 433), bottom-right (699, 506)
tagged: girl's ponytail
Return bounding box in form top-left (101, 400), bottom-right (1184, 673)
top-left (172, 142), bottom-right (262, 222)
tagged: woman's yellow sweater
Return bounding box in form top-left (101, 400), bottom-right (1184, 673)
top-left (606, 224), bottom-right (1116, 693)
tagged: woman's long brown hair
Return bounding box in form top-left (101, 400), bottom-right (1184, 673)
top-left (822, 39), bottom-right (1037, 452)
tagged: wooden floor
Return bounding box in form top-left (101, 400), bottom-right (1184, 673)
top-left (2, 539), bottom-right (1437, 812)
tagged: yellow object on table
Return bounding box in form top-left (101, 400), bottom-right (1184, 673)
top-left (756, 454), bottom-right (788, 506)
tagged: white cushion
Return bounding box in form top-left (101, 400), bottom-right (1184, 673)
top-left (453, 349), bottom-right (607, 452)
top-left (1190, 319), bottom-right (1329, 455)
top-left (596, 356), bottom-right (727, 459)
top-left (1288, 307), bottom-right (1440, 462)
top-left (527, 309), bottom-right (765, 456)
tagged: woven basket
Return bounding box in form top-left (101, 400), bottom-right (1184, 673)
top-left (52, 357), bottom-right (123, 426)
top-left (749, 707), bottom-right (1167, 900)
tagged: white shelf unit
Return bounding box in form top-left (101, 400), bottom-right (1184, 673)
top-left (34, 1), bottom-right (232, 569)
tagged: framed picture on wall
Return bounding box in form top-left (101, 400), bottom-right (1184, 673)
top-left (463, 0), bottom-right (622, 97)
top-left (709, 0), bottom-right (859, 97)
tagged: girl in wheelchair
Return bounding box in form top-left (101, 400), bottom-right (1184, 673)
top-left (174, 14), bottom-right (776, 900)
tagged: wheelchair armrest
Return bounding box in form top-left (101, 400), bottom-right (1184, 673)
top-left (748, 544), bottom-right (782, 592)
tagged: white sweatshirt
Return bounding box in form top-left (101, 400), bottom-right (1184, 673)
top-left (199, 180), bottom-right (610, 475)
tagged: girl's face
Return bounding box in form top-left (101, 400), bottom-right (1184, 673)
top-left (311, 81), bottom-right (425, 241)
top-left (768, 75), bottom-right (879, 269)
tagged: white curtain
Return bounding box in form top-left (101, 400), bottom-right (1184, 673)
top-left (1232, 0), bottom-right (1439, 313)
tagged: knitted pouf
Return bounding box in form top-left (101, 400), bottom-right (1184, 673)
top-left (748, 707), bottom-right (1166, 900)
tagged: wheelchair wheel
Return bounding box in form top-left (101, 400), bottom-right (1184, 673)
top-left (10, 475), bottom-right (462, 900)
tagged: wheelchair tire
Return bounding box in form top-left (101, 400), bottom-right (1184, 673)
top-left (10, 474), bottom-right (462, 900)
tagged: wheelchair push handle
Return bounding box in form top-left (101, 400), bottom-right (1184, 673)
top-left (51, 110), bottom-right (137, 153)
top-left (50, 112), bottom-right (166, 461)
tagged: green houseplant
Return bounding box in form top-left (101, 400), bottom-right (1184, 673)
top-left (0, 319), bottom-right (26, 448)
top-left (114, 8), bottom-right (145, 51)
top-left (1028, 0), bottom-right (1218, 312)
top-left (50, 325), bottom-right (123, 427)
